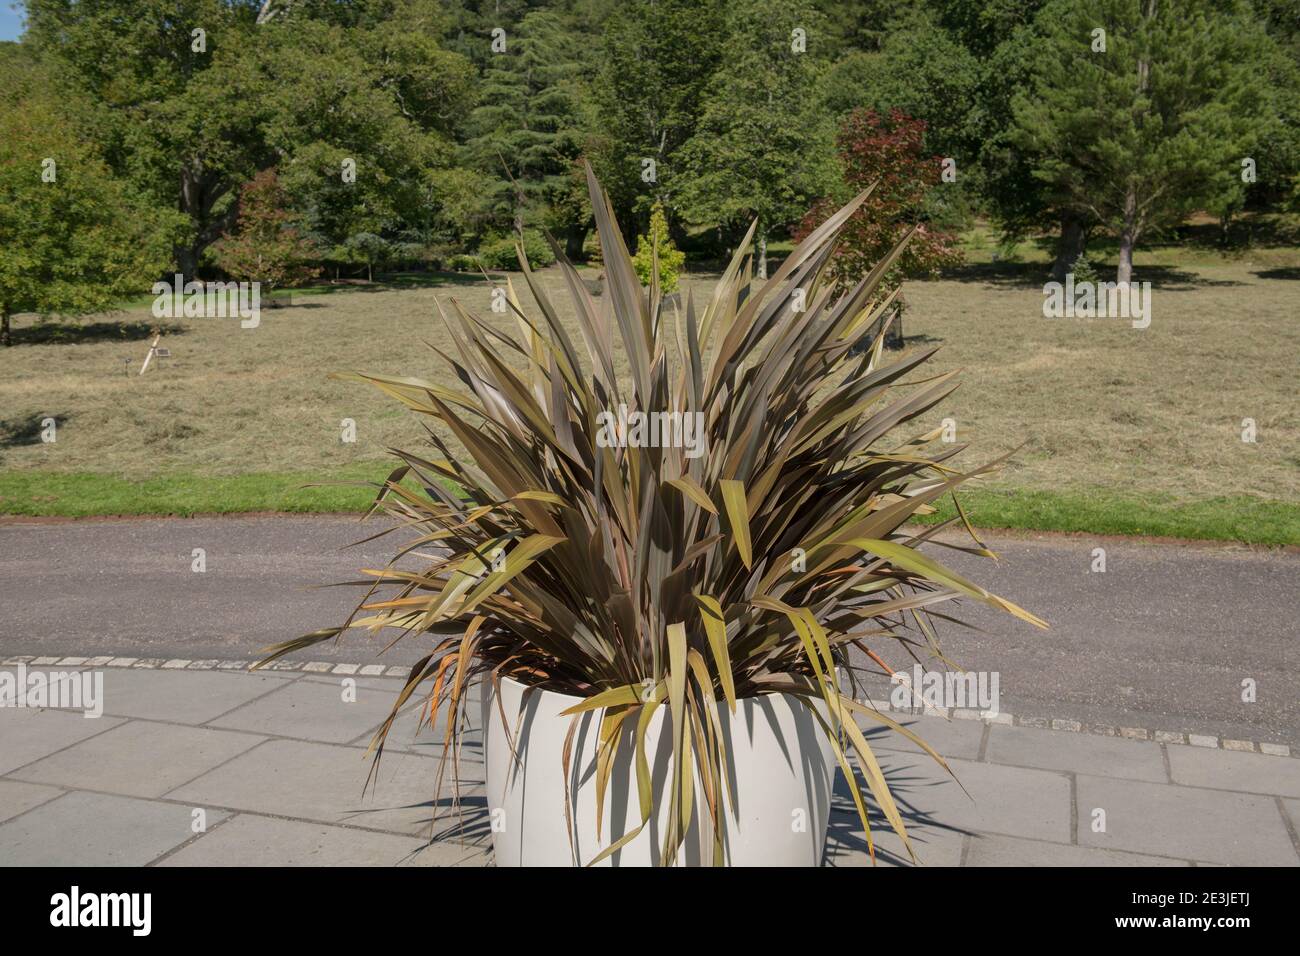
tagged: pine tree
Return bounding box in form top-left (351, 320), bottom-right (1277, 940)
top-left (1012, 0), bottom-right (1277, 283)
top-left (465, 7), bottom-right (593, 250)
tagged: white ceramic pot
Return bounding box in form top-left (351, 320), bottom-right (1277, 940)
top-left (481, 674), bottom-right (837, 867)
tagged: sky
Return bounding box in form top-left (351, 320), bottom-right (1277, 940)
top-left (1, 2), bottom-right (25, 42)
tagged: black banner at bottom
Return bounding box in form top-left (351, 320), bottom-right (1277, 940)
top-left (5, 865), bottom-right (1282, 940)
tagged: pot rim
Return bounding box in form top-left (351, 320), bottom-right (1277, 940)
top-left (490, 668), bottom-right (842, 707)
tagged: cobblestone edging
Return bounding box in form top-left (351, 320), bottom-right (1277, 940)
top-left (3, 654), bottom-right (1293, 759)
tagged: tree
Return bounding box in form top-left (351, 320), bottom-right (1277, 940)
top-left (266, 5), bottom-right (479, 269)
top-left (211, 170), bottom-right (319, 294)
top-left (0, 60), bottom-right (180, 346)
top-left (632, 202), bottom-right (686, 292)
top-left (1239, 0), bottom-right (1300, 216)
top-left (1012, 0), bottom-right (1278, 283)
top-left (820, 10), bottom-right (981, 167)
top-left (972, 7), bottom-right (1090, 279)
top-left (25, 0), bottom-right (261, 279)
top-left (589, 0), bottom-right (725, 233)
top-left (675, 0), bottom-right (836, 278)
top-left (795, 108), bottom-right (961, 348)
top-left (342, 233), bottom-right (391, 283)
top-left (465, 7), bottom-right (594, 253)
top-left (25, 0), bottom-right (476, 279)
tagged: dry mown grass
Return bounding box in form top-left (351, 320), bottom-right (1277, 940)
top-left (2, 253), bottom-right (1296, 513)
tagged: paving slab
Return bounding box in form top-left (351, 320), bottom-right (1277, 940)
top-left (985, 724), bottom-right (1168, 782)
top-left (0, 779), bottom-right (65, 825)
top-left (869, 751), bottom-right (1072, 845)
top-left (402, 843), bottom-right (493, 866)
top-left (0, 707), bottom-right (123, 774)
top-left (300, 673), bottom-right (437, 693)
top-left (208, 677), bottom-right (410, 744)
top-left (167, 738), bottom-right (484, 837)
top-left (1282, 798), bottom-right (1300, 835)
top-left (965, 833), bottom-right (1191, 867)
top-left (157, 814), bottom-right (459, 866)
top-left (373, 711), bottom-right (481, 759)
top-left (1166, 744), bottom-right (1300, 798)
top-left (824, 804), bottom-right (966, 867)
top-left (1075, 774), bottom-right (1299, 866)
top-left (11, 721), bottom-right (264, 798)
top-left (0, 791), bottom-right (227, 866)
top-left (93, 668), bottom-right (293, 724)
top-left (2, 657), bottom-right (1295, 866)
top-left (858, 711), bottom-right (986, 761)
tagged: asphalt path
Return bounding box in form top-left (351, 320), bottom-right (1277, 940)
top-left (1, 515), bottom-right (1295, 745)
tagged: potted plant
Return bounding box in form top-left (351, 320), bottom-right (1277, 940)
top-left (261, 165), bottom-right (1044, 867)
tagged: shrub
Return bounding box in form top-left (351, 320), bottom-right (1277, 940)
top-left (446, 254), bottom-right (479, 273)
top-left (795, 108), bottom-right (962, 294)
top-left (477, 231), bottom-right (557, 271)
top-left (632, 202), bottom-right (686, 292)
top-left (1069, 252), bottom-right (1099, 285)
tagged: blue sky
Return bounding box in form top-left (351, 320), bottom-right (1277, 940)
top-left (1, 2), bottom-right (26, 42)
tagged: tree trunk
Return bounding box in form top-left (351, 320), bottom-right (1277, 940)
top-left (1117, 234), bottom-right (1134, 285)
top-left (1051, 215), bottom-right (1086, 282)
top-left (1117, 187), bottom-right (1138, 285)
top-left (885, 302), bottom-right (904, 350)
top-left (1, 311), bottom-right (10, 347)
top-left (178, 162), bottom-right (237, 283)
top-left (175, 245), bottom-right (199, 284)
top-left (756, 232), bottom-right (768, 280)
top-left (1118, 0), bottom-right (1154, 285)
top-left (368, 261), bottom-right (373, 282)
top-left (564, 223), bottom-right (588, 262)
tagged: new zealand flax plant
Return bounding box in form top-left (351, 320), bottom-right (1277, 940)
top-left (259, 163), bottom-right (1046, 865)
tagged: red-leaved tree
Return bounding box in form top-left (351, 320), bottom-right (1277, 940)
top-left (796, 108), bottom-right (961, 348)
top-left (211, 169), bottom-right (318, 295)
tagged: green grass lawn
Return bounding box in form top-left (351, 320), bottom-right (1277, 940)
top-left (0, 467), bottom-right (386, 516)
top-left (3, 469), bottom-right (1295, 547)
top-left (2, 230), bottom-right (1297, 544)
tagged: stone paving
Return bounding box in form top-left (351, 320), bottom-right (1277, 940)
top-left (1, 665), bottom-right (1297, 867)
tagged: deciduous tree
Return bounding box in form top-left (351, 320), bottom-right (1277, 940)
top-left (211, 169), bottom-right (319, 293)
top-left (796, 108), bottom-right (962, 348)
top-left (675, 0), bottom-right (836, 278)
top-left (0, 59), bottom-right (180, 345)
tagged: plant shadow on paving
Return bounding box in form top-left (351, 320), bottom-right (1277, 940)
top-left (824, 764), bottom-right (970, 867)
top-left (372, 791), bottom-right (492, 848)
top-left (347, 735), bottom-right (965, 866)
